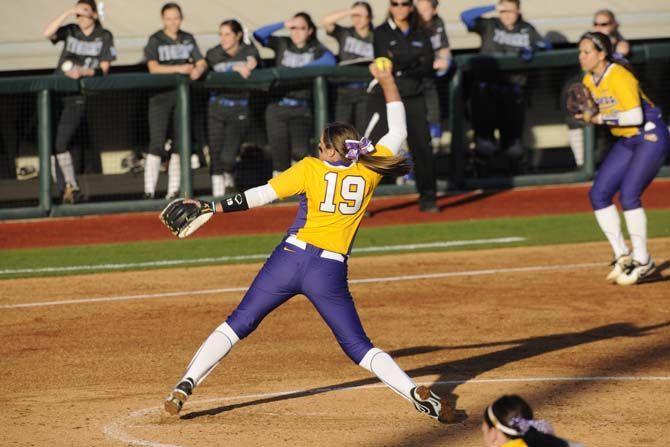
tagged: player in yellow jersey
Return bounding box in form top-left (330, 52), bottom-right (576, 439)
top-left (163, 63), bottom-right (454, 423)
top-left (575, 32), bottom-right (669, 285)
top-left (482, 395), bottom-right (583, 447)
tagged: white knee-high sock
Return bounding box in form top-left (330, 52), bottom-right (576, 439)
top-left (223, 172), bottom-right (235, 188)
top-left (182, 322), bottom-right (239, 386)
top-left (56, 151), bottom-right (78, 188)
top-left (568, 128), bottom-right (584, 167)
top-left (623, 208), bottom-right (649, 263)
top-left (167, 153), bottom-right (181, 197)
top-left (594, 204), bottom-right (629, 258)
top-left (211, 175), bottom-right (224, 197)
top-left (359, 348), bottom-right (416, 402)
top-left (144, 154), bottom-right (161, 196)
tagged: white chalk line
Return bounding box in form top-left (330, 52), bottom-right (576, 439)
top-left (0, 237), bottom-right (525, 276)
top-left (103, 375), bottom-right (670, 447)
top-left (1, 260), bottom-right (603, 310)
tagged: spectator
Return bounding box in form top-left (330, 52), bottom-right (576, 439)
top-left (482, 394), bottom-right (583, 447)
top-left (461, 0), bottom-right (550, 171)
top-left (322, 2), bottom-right (375, 134)
top-left (254, 13), bottom-right (336, 176)
top-left (143, 2), bottom-right (207, 199)
top-left (367, 0), bottom-right (437, 212)
top-left (593, 9), bottom-right (630, 58)
top-left (43, 0), bottom-right (116, 204)
top-left (206, 19), bottom-right (261, 197)
top-left (416, 0), bottom-right (453, 150)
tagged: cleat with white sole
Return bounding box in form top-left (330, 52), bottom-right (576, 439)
top-left (410, 385), bottom-right (455, 423)
top-left (616, 258), bottom-right (655, 286)
top-left (164, 378), bottom-right (194, 415)
top-left (606, 254), bottom-right (631, 283)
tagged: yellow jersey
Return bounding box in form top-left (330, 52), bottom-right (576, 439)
top-left (268, 144), bottom-right (393, 255)
top-left (502, 440), bottom-right (527, 447)
top-left (582, 63), bottom-right (655, 138)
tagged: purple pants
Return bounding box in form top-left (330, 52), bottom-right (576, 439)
top-left (226, 239), bottom-right (373, 364)
top-left (590, 121), bottom-right (670, 211)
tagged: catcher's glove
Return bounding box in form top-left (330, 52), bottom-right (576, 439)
top-left (160, 199), bottom-right (215, 238)
top-left (565, 83), bottom-right (599, 119)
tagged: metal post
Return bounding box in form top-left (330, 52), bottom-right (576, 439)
top-left (37, 89), bottom-right (52, 212)
top-left (582, 125), bottom-right (595, 180)
top-left (176, 77), bottom-right (192, 198)
top-left (313, 76), bottom-right (328, 139)
top-left (448, 68), bottom-right (466, 189)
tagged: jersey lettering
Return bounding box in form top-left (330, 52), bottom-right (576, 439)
top-left (157, 43), bottom-right (194, 62)
top-left (342, 36), bottom-right (373, 58)
top-left (492, 29), bottom-right (530, 48)
top-left (319, 172), bottom-right (366, 215)
top-left (65, 37), bottom-right (104, 57)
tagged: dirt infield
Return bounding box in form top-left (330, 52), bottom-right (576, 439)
top-left (2, 240), bottom-right (669, 446)
top-left (2, 180), bottom-right (669, 250)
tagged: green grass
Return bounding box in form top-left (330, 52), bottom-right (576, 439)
top-left (2, 210), bottom-right (669, 279)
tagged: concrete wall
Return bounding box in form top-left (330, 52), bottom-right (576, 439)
top-left (1, 0), bottom-right (669, 70)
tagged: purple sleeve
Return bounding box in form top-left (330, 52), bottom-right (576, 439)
top-left (460, 5), bottom-right (496, 31)
top-left (254, 22), bottom-right (284, 46)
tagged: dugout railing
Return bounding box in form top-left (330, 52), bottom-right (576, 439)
top-left (0, 41), bottom-right (669, 220)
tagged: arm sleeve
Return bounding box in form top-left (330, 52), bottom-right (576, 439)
top-left (50, 24), bottom-right (71, 44)
top-left (143, 36), bottom-right (159, 62)
top-left (306, 48), bottom-right (337, 66)
top-left (267, 160), bottom-right (307, 199)
top-left (605, 107), bottom-right (643, 127)
top-left (190, 37), bottom-right (204, 63)
top-left (376, 101), bottom-right (407, 155)
top-left (99, 31), bottom-right (117, 62)
top-left (460, 5), bottom-right (495, 31)
top-left (244, 184), bottom-right (279, 208)
top-left (253, 22), bottom-right (284, 46)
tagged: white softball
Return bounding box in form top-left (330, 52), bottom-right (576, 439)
top-left (61, 60), bottom-right (74, 72)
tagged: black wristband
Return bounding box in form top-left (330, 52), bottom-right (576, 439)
top-left (220, 193), bottom-right (249, 213)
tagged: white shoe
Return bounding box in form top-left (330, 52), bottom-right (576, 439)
top-left (606, 254), bottom-right (631, 283)
top-left (616, 258), bottom-right (655, 286)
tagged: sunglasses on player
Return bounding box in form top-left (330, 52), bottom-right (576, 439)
top-left (593, 21), bottom-right (612, 27)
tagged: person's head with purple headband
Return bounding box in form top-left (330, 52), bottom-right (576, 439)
top-left (482, 395), bottom-right (576, 447)
top-left (317, 122), bottom-right (410, 176)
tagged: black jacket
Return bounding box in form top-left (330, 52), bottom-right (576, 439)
top-left (372, 19), bottom-right (434, 97)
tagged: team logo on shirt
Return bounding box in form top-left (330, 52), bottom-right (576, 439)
top-left (281, 51), bottom-right (315, 67)
top-left (157, 43), bottom-right (194, 62)
top-left (342, 36), bottom-right (373, 58)
top-left (492, 29), bottom-right (530, 48)
top-left (65, 37), bottom-right (104, 56)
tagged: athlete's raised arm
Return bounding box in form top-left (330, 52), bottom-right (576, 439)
top-left (371, 63), bottom-right (407, 155)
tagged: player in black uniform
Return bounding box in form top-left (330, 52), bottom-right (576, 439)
top-left (143, 2), bottom-right (207, 199)
top-left (206, 19), bottom-right (261, 197)
top-left (461, 0), bottom-right (549, 168)
top-left (43, 0), bottom-right (116, 204)
top-left (321, 2), bottom-right (374, 134)
top-left (254, 12), bottom-right (336, 176)
top-left (416, 0), bottom-right (453, 150)
top-left (367, 0), bottom-right (437, 212)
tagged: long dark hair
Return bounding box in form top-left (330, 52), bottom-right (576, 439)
top-left (220, 19), bottom-right (244, 44)
top-left (77, 0), bottom-right (101, 27)
top-left (323, 122), bottom-right (410, 177)
top-left (386, 1), bottom-right (430, 34)
top-left (580, 31), bottom-right (633, 72)
top-left (293, 11), bottom-right (318, 43)
top-left (483, 395), bottom-right (569, 447)
top-left (352, 1), bottom-right (374, 31)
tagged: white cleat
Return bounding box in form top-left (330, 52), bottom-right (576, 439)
top-left (616, 258), bottom-right (655, 286)
top-left (410, 385), bottom-right (455, 423)
top-left (606, 254), bottom-right (631, 283)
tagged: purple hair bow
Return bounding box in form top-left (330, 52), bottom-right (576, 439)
top-left (509, 416), bottom-right (555, 436)
top-left (344, 138), bottom-right (375, 161)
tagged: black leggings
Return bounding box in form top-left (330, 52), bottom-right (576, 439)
top-left (148, 91), bottom-right (177, 156)
top-left (208, 102), bottom-right (250, 175)
top-left (264, 103), bottom-right (313, 172)
top-left (366, 92), bottom-right (435, 205)
top-left (470, 81), bottom-right (525, 149)
top-left (54, 95), bottom-right (87, 154)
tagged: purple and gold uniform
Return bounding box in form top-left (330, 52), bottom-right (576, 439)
top-left (584, 63), bottom-right (669, 211)
top-left (226, 143), bottom-right (394, 363)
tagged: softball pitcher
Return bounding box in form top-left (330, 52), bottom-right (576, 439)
top-left (162, 63), bottom-right (452, 423)
top-left (576, 32), bottom-right (669, 285)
